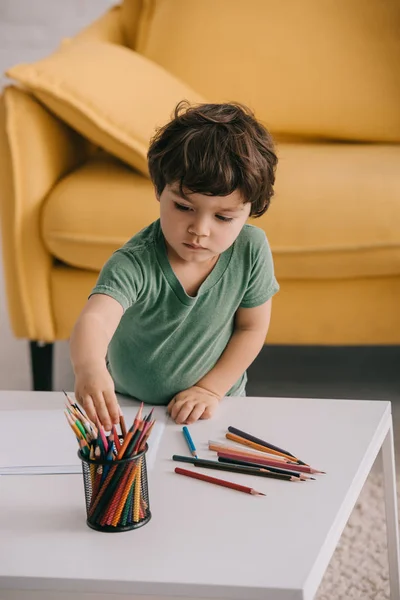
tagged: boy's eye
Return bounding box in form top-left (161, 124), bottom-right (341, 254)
top-left (216, 215), bottom-right (234, 223)
top-left (174, 202), bottom-right (191, 212)
top-left (174, 202), bottom-right (234, 223)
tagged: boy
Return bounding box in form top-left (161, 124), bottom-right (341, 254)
top-left (70, 101), bottom-right (279, 429)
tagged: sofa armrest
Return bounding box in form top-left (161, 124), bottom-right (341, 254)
top-left (0, 86), bottom-right (89, 341)
top-left (71, 5), bottom-right (126, 46)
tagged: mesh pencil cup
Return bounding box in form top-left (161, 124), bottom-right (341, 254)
top-left (78, 444), bottom-right (151, 532)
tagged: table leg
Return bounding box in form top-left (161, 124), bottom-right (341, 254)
top-left (382, 420), bottom-right (400, 600)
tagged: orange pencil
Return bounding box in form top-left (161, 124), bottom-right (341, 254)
top-left (226, 432), bottom-right (299, 462)
top-left (117, 430), bottom-right (134, 459)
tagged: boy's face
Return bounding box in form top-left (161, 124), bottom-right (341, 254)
top-left (157, 183), bottom-right (251, 265)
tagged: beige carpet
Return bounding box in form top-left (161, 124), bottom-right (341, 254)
top-left (316, 468), bottom-right (397, 599)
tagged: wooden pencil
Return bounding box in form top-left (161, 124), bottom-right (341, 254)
top-left (208, 441), bottom-right (289, 462)
top-left (218, 457), bottom-right (315, 480)
top-left (228, 426), bottom-right (298, 459)
top-left (175, 467), bottom-right (266, 496)
top-left (111, 464), bottom-right (137, 526)
top-left (119, 411), bottom-right (127, 438)
top-left (117, 430), bottom-right (134, 459)
top-left (226, 432), bottom-right (299, 462)
top-left (64, 397), bottom-right (156, 527)
top-left (172, 455), bottom-right (302, 482)
top-left (217, 451), bottom-right (325, 474)
top-left (133, 459), bottom-right (142, 522)
top-left (112, 425), bottom-right (121, 453)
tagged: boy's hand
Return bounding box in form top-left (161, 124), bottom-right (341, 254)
top-left (167, 386), bottom-right (221, 424)
top-left (74, 364), bottom-right (120, 431)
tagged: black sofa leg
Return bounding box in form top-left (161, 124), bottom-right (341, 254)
top-left (30, 341), bottom-right (54, 391)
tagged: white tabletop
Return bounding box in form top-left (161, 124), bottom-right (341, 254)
top-left (0, 391), bottom-right (392, 600)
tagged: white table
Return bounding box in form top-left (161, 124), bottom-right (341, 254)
top-left (0, 391), bottom-right (399, 600)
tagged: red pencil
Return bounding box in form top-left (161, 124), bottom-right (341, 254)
top-left (174, 467), bottom-right (266, 496)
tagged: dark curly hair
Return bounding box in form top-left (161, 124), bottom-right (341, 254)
top-left (147, 101), bottom-right (278, 218)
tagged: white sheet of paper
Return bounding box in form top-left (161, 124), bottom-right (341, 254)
top-left (0, 408), bottom-right (166, 475)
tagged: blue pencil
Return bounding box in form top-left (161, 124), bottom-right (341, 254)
top-left (182, 426), bottom-right (198, 458)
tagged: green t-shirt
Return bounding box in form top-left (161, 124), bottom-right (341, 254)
top-left (90, 219), bottom-right (279, 405)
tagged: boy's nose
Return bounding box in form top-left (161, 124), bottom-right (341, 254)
top-left (188, 217), bottom-right (210, 237)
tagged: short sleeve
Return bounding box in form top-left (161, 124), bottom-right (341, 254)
top-left (89, 249), bottom-right (144, 311)
top-left (239, 231), bottom-right (279, 308)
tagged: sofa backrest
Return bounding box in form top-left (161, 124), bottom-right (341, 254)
top-left (122, 0), bottom-right (400, 143)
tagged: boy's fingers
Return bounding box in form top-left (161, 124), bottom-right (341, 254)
top-left (185, 403), bottom-right (206, 424)
top-left (174, 401), bottom-right (195, 424)
top-left (170, 398), bottom-right (188, 421)
top-left (103, 390), bottom-right (120, 425)
top-left (80, 394), bottom-right (97, 425)
top-left (166, 398), bottom-right (175, 414)
top-left (92, 391), bottom-right (112, 430)
top-left (201, 405), bottom-right (215, 420)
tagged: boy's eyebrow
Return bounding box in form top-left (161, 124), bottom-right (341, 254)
top-left (170, 188), bottom-right (245, 212)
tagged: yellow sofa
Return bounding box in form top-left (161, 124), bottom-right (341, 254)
top-left (1, 0), bottom-right (400, 389)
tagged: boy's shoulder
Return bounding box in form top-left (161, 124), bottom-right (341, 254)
top-left (236, 223), bottom-right (268, 249)
top-left (116, 219), bottom-right (160, 258)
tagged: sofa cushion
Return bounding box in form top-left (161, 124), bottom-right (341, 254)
top-left (42, 155), bottom-right (159, 271)
top-left (42, 147), bottom-right (400, 279)
top-left (261, 142), bottom-right (400, 279)
top-left (128, 0), bottom-right (400, 143)
top-left (7, 40), bottom-right (205, 176)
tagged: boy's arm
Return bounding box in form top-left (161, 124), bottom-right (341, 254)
top-left (70, 294), bottom-right (124, 428)
top-left (195, 299), bottom-right (272, 398)
top-left (70, 294), bottom-right (123, 371)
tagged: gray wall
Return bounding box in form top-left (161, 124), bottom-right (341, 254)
top-left (0, 0), bottom-right (115, 390)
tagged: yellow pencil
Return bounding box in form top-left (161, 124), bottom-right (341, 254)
top-left (133, 458), bottom-right (142, 522)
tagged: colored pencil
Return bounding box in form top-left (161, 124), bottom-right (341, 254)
top-left (182, 426), bottom-right (198, 458)
top-left (112, 425), bottom-right (121, 452)
top-left (117, 430), bottom-right (134, 459)
top-left (228, 426), bottom-right (300, 460)
top-left (217, 451), bottom-right (325, 474)
top-left (175, 467), bottom-right (266, 496)
top-left (218, 457), bottom-right (315, 480)
top-left (64, 393), bottom-right (155, 528)
top-left (119, 410), bottom-right (127, 438)
top-left (172, 455), bottom-right (302, 482)
top-left (226, 432), bottom-right (301, 462)
top-left (208, 441), bottom-right (289, 462)
top-left (64, 411), bottom-right (81, 439)
top-left (133, 459), bottom-right (142, 522)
